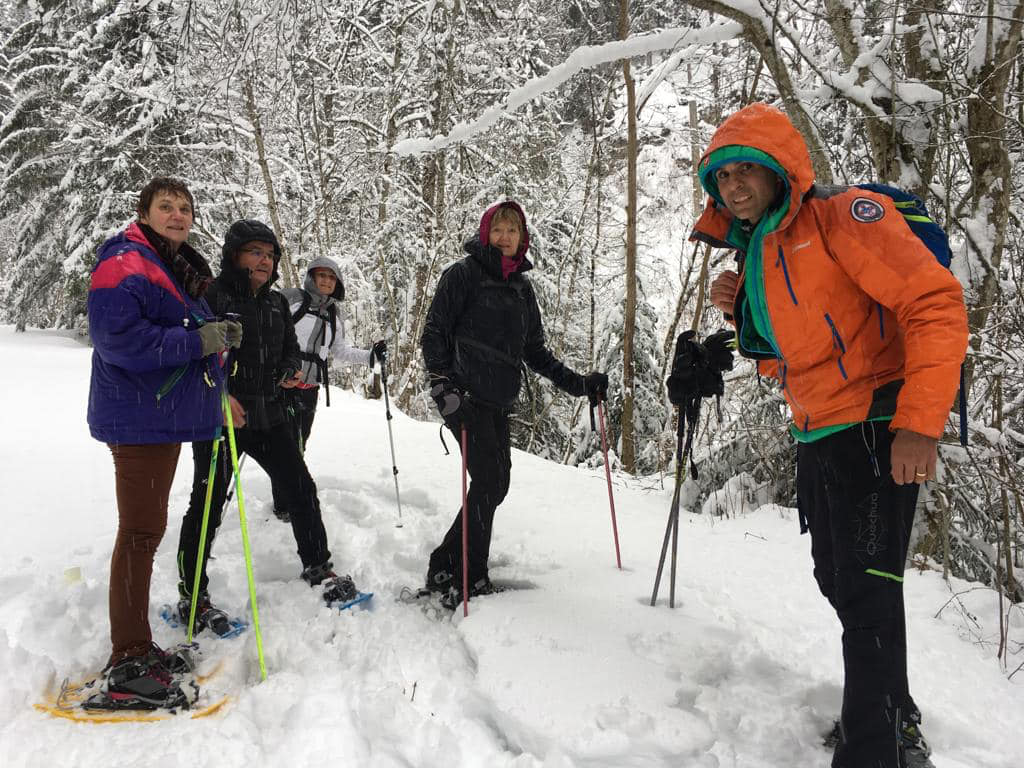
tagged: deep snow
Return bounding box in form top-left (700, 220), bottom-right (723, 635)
top-left (0, 327), bottom-right (1020, 768)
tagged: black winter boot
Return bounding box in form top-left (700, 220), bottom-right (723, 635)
top-left (177, 592), bottom-right (232, 637)
top-left (424, 569), bottom-right (454, 594)
top-left (302, 561), bottom-right (358, 604)
top-left (438, 577), bottom-right (506, 611)
top-left (901, 712), bottom-right (934, 767)
top-left (823, 715), bottom-right (934, 767)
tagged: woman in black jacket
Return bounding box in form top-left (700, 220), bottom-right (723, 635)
top-left (421, 201), bottom-right (608, 608)
top-left (175, 220), bottom-right (358, 633)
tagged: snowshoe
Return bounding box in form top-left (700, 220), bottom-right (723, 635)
top-left (437, 577), bottom-right (507, 611)
top-left (399, 586), bottom-right (436, 603)
top-left (469, 577), bottom-right (506, 597)
top-left (822, 716), bottom-right (934, 767)
top-left (90, 650), bottom-right (189, 711)
top-left (322, 574), bottom-right (358, 604)
top-left (901, 713), bottom-right (934, 767)
top-left (424, 569), bottom-right (454, 595)
top-left (149, 641), bottom-right (196, 674)
top-left (302, 562), bottom-right (371, 608)
top-left (177, 594), bottom-right (233, 637)
top-left (159, 601), bottom-right (247, 639)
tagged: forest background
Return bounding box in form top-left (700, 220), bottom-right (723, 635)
top-left (1, 0), bottom-right (1021, 663)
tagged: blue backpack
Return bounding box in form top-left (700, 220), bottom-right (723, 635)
top-left (856, 183), bottom-right (966, 445)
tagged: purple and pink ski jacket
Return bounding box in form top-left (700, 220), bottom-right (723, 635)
top-left (87, 222), bottom-right (224, 445)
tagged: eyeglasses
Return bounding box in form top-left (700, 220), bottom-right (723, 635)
top-left (240, 247), bottom-right (274, 261)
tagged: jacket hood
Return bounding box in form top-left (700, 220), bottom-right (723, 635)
top-left (696, 103), bottom-right (814, 233)
top-left (219, 219), bottom-right (281, 293)
top-left (303, 256), bottom-right (345, 301)
top-left (480, 201), bottom-right (529, 256)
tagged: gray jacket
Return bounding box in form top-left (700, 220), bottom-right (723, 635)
top-left (283, 256), bottom-right (370, 386)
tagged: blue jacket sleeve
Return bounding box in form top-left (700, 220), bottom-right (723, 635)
top-left (88, 275), bottom-right (203, 372)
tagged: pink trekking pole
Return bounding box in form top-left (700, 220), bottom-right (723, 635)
top-left (461, 424), bottom-right (469, 617)
top-left (596, 400), bottom-right (622, 569)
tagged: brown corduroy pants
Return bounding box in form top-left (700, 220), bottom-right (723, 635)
top-left (107, 442), bottom-right (181, 661)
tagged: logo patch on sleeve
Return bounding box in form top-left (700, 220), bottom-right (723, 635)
top-left (851, 197), bottom-right (885, 223)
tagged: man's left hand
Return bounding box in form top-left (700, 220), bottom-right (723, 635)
top-left (584, 371), bottom-right (609, 406)
top-left (890, 428), bottom-right (938, 485)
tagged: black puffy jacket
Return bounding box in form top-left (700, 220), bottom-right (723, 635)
top-left (421, 218), bottom-right (585, 408)
top-left (205, 254), bottom-right (301, 431)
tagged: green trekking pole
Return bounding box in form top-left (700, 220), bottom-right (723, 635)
top-left (186, 434), bottom-right (223, 643)
top-left (222, 392), bottom-right (268, 681)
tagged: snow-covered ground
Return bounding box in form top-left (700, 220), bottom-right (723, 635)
top-left (0, 326), bottom-right (1019, 768)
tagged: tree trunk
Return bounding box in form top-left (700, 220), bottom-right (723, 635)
top-left (686, 0), bottom-right (833, 183)
top-left (243, 75), bottom-right (299, 289)
top-left (962, 3), bottom-right (1024, 355)
top-left (619, 0), bottom-right (638, 473)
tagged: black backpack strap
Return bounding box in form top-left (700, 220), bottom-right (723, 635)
top-left (327, 303), bottom-right (337, 347)
top-left (958, 363), bottom-right (968, 447)
top-left (291, 290), bottom-right (313, 324)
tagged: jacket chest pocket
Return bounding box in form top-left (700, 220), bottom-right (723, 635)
top-left (769, 239), bottom-right (846, 363)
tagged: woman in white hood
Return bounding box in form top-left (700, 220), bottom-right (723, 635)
top-left (272, 256), bottom-right (386, 521)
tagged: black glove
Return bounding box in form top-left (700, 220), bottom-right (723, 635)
top-left (370, 339), bottom-right (388, 367)
top-left (197, 321), bottom-right (229, 357)
top-left (666, 330), bottom-right (727, 406)
top-left (277, 367), bottom-right (300, 386)
top-left (584, 371), bottom-right (609, 406)
top-left (702, 329), bottom-right (735, 375)
top-left (430, 379), bottom-right (465, 426)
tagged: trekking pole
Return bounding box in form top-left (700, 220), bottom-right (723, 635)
top-left (187, 434), bottom-right (223, 643)
top-left (380, 354), bottom-right (403, 528)
top-left (223, 453), bottom-right (246, 506)
top-left (594, 399), bottom-right (622, 569)
top-left (669, 462), bottom-right (681, 609)
top-left (461, 424), bottom-right (469, 617)
top-left (651, 409), bottom-right (686, 607)
top-left (222, 392), bottom-right (268, 681)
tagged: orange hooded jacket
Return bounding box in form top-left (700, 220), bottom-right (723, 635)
top-left (691, 103), bottom-right (968, 439)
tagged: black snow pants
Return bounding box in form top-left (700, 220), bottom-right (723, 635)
top-left (271, 386), bottom-right (319, 516)
top-left (797, 421), bottom-right (921, 768)
top-left (428, 403), bottom-right (511, 587)
top-left (177, 420), bottom-right (331, 597)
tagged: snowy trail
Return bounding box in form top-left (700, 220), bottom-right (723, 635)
top-left (0, 327), bottom-right (1020, 768)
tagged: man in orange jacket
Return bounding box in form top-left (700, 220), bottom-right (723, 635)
top-left (693, 104), bottom-right (967, 768)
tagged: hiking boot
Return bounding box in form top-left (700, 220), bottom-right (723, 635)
top-left (469, 577), bottom-right (505, 598)
top-left (823, 716), bottom-right (934, 767)
top-left (438, 577), bottom-right (505, 611)
top-left (901, 715), bottom-right (933, 767)
top-left (424, 570), bottom-right (454, 594)
top-left (149, 642), bottom-right (195, 674)
top-left (105, 650), bottom-right (187, 708)
top-left (302, 562), bottom-right (359, 604)
top-left (823, 720), bottom-right (841, 749)
top-left (322, 574), bottom-right (359, 604)
top-left (177, 593), bottom-right (232, 637)
top-left (439, 587), bottom-right (462, 612)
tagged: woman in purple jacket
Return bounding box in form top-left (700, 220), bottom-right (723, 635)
top-left (87, 177), bottom-right (239, 709)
